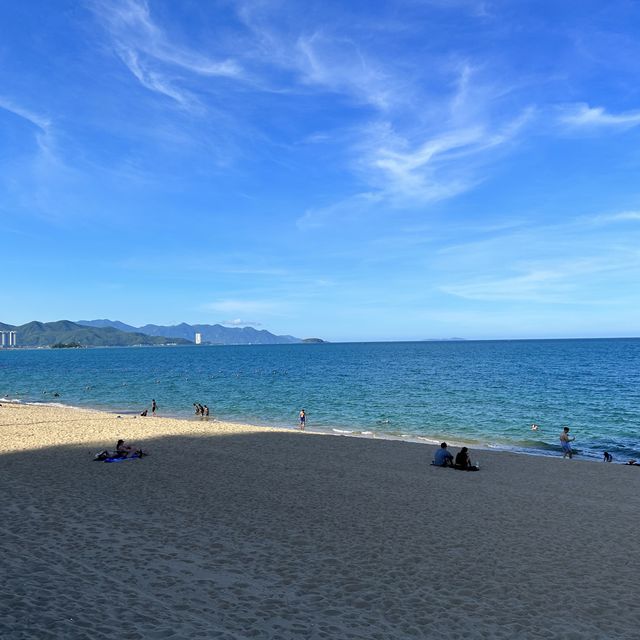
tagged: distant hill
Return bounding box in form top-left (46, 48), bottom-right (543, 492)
top-left (1, 320), bottom-right (192, 347)
top-left (76, 319), bottom-right (138, 333)
top-left (78, 320), bottom-right (303, 345)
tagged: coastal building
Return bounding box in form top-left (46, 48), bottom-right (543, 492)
top-left (0, 331), bottom-right (17, 347)
top-left (195, 332), bottom-right (202, 345)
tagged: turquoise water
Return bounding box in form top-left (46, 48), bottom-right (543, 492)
top-left (1, 339), bottom-right (639, 460)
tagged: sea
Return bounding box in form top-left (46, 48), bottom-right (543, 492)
top-left (1, 339), bottom-right (639, 461)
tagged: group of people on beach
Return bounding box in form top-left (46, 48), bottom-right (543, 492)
top-left (194, 403), bottom-right (210, 417)
top-left (432, 443), bottom-right (479, 471)
top-left (533, 424), bottom-right (635, 464)
top-left (140, 399), bottom-right (157, 417)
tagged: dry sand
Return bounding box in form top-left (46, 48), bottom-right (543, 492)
top-left (1, 403), bottom-right (639, 639)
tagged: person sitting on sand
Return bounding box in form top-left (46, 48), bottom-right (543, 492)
top-left (603, 451), bottom-right (613, 462)
top-left (454, 446), bottom-right (479, 471)
top-left (433, 442), bottom-right (454, 467)
top-left (115, 439), bottom-right (147, 458)
top-left (560, 427), bottom-right (575, 459)
top-left (116, 439), bottom-right (133, 457)
top-left (140, 408), bottom-right (148, 417)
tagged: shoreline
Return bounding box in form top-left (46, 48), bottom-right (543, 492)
top-left (0, 396), bottom-right (617, 464)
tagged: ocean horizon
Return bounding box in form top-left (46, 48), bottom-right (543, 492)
top-left (2, 338), bottom-right (639, 461)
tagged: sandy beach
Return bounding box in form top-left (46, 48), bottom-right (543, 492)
top-left (1, 402), bottom-right (639, 639)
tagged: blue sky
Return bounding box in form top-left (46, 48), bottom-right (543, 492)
top-left (1, 0), bottom-right (639, 341)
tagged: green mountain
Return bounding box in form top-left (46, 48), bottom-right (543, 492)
top-left (1, 320), bottom-right (192, 347)
top-left (77, 319), bottom-right (304, 345)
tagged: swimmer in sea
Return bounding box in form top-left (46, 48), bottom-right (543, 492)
top-left (531, 424), bottom-right (539, 431)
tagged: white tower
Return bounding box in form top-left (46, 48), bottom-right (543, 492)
top-left (195, 332), bottom-right (202, 345)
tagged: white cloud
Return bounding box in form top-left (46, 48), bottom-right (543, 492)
top-left (590, 210), bottom-right (640, 224)
top-left (222, 318), bottom-right (262, 327)
top-left (0, 97), bottom-right (51, 131)
top-left (92, 0), bottom-right (242, 107)
top-left (559, 103), bottom-right (640, 128)
top-left (299, 105), bottom-right (533, 227)
top-left (442, 268), bottom-right (574, 302)
top-left (366, 107), bottom-right (533, 202)
top-left (294, 32), bottom-right (394, 110)
top-left (117, 48), bottom-right (193, 106)
top-left (438, 219), bottom-right (640, 304)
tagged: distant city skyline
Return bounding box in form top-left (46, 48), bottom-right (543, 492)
top-left (1, 0), bottom-right (639, 342)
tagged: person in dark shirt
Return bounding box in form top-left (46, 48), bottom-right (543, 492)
top-left (454, 447), bottom-right (479, 471)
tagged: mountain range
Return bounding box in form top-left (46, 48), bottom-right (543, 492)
top-left (77, 320), bottom-right (302, 345)
top-left (0, 320), bottom-right (191, 347)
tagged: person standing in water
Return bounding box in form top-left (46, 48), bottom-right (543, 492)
top-left (560, 426), bottom-right (575, 459)
top-left (299, 409), bottom-right (306, 430)
top-left (151, 399), bottom-right (157, 416)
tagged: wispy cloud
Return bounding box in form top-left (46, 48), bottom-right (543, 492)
top-left (360, 109), bottom-right (532, 202)
top-left (0, 95), bottom-right (57, 157)
top-left (0, 96), bottom-right (81, 222)
top-left (443, 266), bottom-right (581, 303)
top-left (299, 100), bottom-right (534, 227)
top-left (0, 97), bottom-right (51, 131)
top-left (559, 103), bottom-right (640, 128)
top-left (294, 32), bottom-right (394, 110)
top-left (442, 251), bottom-right (640, 303)
top-left (92, 0), bottom-right (242, 107)
top-left (589, 210), bottom-right (640, 224)
top-left (438, 213), bottom-right (640, 304)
